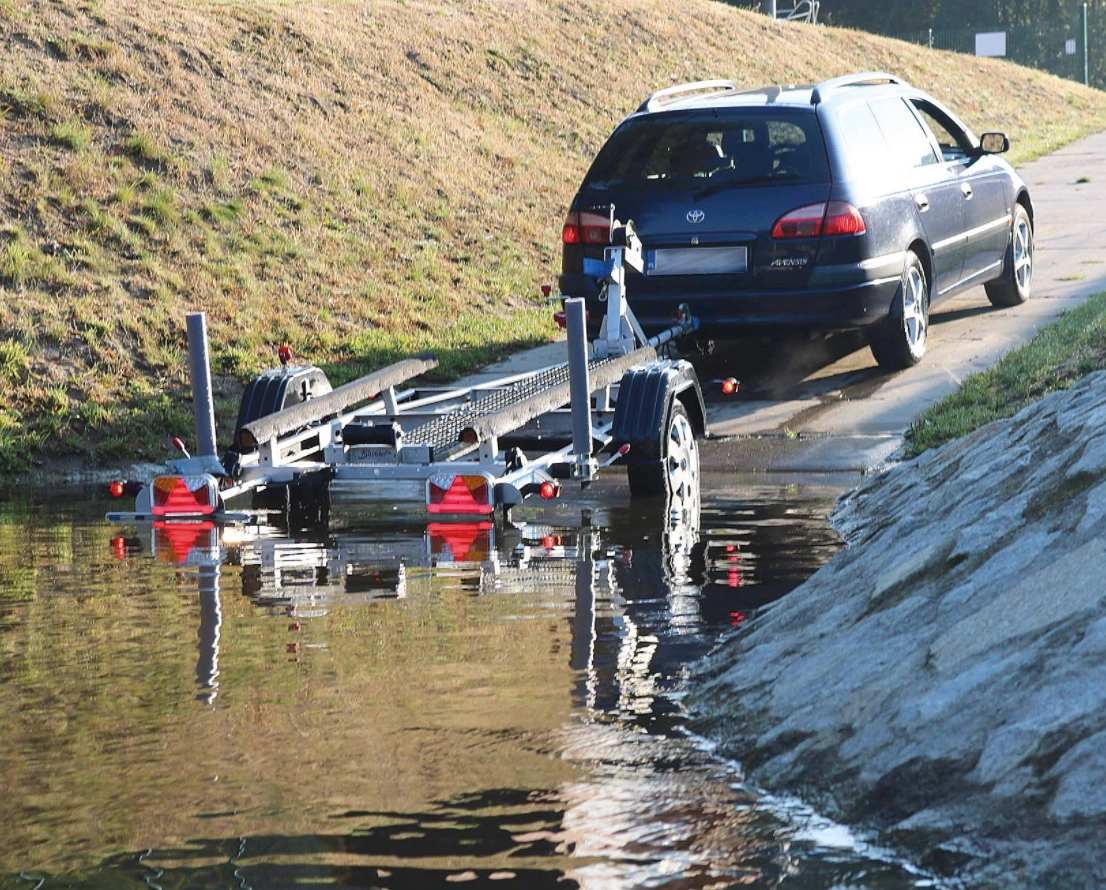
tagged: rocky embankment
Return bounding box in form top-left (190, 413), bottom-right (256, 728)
top-left (692, 371), bottom-right (1106, 889)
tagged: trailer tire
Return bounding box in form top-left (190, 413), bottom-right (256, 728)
top-left (627, 401), bottom-right (700, 505)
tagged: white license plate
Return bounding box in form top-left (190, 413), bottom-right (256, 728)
top-left (647, 246), bottom-right (748, 276)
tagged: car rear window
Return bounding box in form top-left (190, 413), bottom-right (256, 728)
top-left (581, 109), bottom-right (830, 192)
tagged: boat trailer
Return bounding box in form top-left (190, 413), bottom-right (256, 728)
top-left (107, 220), bottom-right (733, 528)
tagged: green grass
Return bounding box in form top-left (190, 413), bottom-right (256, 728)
top-left (0, 339), bottom-right (30, 381)
top-left (49, 118), bottom-right (92, 150)
top-left (3, 0), bottom-right (1106, 480)
top-left (906, 291), bottom-right (1106, 455)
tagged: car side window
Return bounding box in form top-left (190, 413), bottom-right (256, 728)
top-left (836, 101), bottom-right (894, 183)
top-left (911, 101), bottom-right (974, 163)
top-left (869, 98), bottom-right (940, 171)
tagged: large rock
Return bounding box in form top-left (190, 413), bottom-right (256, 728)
top-left (691, 371), bottom-right (1106, 889)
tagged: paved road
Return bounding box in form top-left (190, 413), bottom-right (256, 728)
top-left (476, 131), bottom-right (1106, 475)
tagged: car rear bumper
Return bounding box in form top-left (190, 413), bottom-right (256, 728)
top-left (558, 259), bottom-right (903, 336)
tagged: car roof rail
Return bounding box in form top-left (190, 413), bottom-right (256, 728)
top-left (638, 79), bottom-right (738, 113)
top-left (810, 71), bottom-right (907, 105)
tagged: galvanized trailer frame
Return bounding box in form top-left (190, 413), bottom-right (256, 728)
top-left (107, 221), bottom-right (712, 526)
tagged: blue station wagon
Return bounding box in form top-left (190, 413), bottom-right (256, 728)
top-left (559, 72), bottom-right (1034, 369)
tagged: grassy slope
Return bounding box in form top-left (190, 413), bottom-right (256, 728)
top-left (2, 0), bottom-right (1105, 476)
top-left (907, 291), bottom-right (1106, 454)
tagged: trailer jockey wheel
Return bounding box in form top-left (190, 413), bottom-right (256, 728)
top-left (627, 400), bottom-right (701, 522)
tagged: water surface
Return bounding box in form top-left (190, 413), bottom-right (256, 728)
top-left (0, 472), bottom-right (938, 889)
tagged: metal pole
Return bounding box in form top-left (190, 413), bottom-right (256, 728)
top-left (928, 28), bottom-right (934, 49)
top-left (186, 312), bottom-right (218, 458)
top-left (765, 0), bottom-right (776, 18)
top-left (1084, 3), bottom-right (1090, 87)
top-left (565, 298), bottom-right (594, 473)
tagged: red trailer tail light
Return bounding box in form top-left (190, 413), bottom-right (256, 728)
top-left (426, 474), bottom-right (495, 515)
top-left (771, 201), bottom-right (865, 239)
top-left (562, 210), bottom-right (612, 246)
top-left (150, 474), bottom-right (218, 517)
top-left (553, 308), bottom-right (589, 329)
top-left (109, 480), bottom-right (142, 499)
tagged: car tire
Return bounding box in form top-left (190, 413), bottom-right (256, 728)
top-left (870, 250), bottom-right (929, 371)
top-left (984, 203), bottom-right (1033, 307)
top-left (627, 401), bottom-right (700, 504)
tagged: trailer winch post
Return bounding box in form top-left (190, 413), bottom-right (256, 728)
top-left (565, 298), bottom-right (596, 482)
top-left (186, 312), bottom-right (218, 458)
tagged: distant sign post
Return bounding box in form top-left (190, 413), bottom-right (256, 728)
top-left (975, 32), bottom-right (1008, 57)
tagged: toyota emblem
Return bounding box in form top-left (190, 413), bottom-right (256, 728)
top-left (686, 209), bottom-right (705, 224)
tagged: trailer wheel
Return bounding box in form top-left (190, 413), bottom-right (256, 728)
top-left (627, 401), bottom-right (700, 505)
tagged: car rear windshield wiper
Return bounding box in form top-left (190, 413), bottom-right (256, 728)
top-left (694, 171), bottom-right (800, 200)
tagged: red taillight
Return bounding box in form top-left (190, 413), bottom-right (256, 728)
top-left (553, 308), bottom-right (589, 329)
top-left (721, 377), bottom-right (739, 396)
top-left (427, 474), bottom-right (494, 515)
top-left (150, 475), bottom-right (218, 517)
top-left (823, 201), bottom-right (866, 236)
top-left (539, 481), bottom-right (559, 500)
top-left (771, 203), bottom-right (825, 239)
top-left (771, 201), bottom-right (865, 239)
top-left (109, 480), bottom-right (142, 499)
top-left (562, 210), bottom-right (612, 246)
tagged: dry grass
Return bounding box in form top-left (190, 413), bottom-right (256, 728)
top-left (2, 0), bottom-right (1105, 474)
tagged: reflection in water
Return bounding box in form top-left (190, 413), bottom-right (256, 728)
top-left (0, 475), bottom-right (939, 889)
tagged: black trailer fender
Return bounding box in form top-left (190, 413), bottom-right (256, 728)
top-left (232, 366), bottom-right (332, 452)
top-left (611, 359), bottom-right (706, 462)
